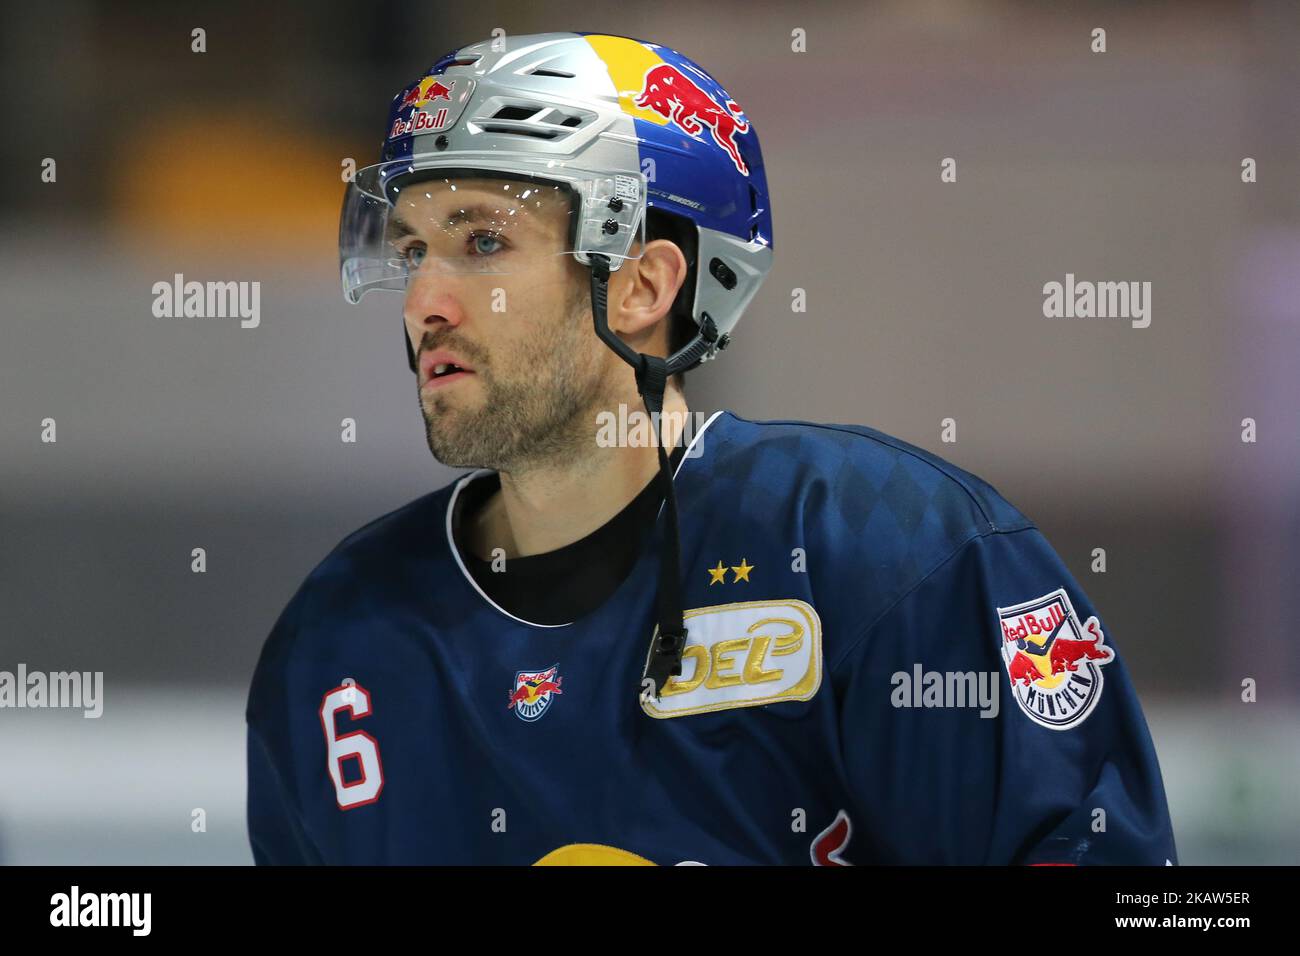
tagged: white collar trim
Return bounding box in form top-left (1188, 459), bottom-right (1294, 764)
top-left (444, 409), bottom-right (725, 629)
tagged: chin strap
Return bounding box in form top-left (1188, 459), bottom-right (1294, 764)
top-left (636, 357), bottom-right (688, 701)
top-left (589, 253), bottom-right (719, 700)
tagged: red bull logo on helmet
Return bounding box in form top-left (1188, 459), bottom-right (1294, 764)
top-left (399, 78), bottom-right (455, 110)
top-left (997, 589), bottom-right (1114, 730)
top-left (507, 664), bottom-right (564, 722)
top-left (633, 63), bottom-right (751, 176)
top-left (387, 76), bottom-right (474, 141)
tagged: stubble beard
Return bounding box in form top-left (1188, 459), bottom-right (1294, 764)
top-left (418, 283), bottom-right (611, 473)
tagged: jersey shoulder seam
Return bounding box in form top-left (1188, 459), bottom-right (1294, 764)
top-left (827, 523), bottom-right (1043, 673)
top-left (726, 412), bottom-right (1026, 534)
top-left (246, 482), bottom-right (461, 726)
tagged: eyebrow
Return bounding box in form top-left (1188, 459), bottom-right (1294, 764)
top-left (389, 202), bottom-right (526, 237)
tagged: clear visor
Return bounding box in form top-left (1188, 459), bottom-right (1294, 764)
top-left (340, 162), bottom-right (646, 303)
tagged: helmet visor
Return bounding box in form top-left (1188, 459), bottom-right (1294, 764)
top-left (340, 162), bottom-right (645, 303)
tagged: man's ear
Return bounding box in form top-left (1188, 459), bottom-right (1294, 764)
top-left (607, 239), bottom-right (688, 345)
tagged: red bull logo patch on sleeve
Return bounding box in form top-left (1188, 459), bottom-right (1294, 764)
top-left (997, 589), bottom-right (1114, 730)
top-left (507, 664), bottom-right (563, 722)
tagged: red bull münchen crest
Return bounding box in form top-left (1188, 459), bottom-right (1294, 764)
top-left (507, 664), bottom-right (563, 722)
top-left (997, 589), bottom-right (1114, 730)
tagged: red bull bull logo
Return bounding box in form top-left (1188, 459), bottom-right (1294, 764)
top-left (634, 64), bottom-right (751, 175)
top-left (997, 589), bottom-right (1114, 730)
top-left (399, 79), bottom-right (455, 110)
top-left (388, 76), bottom-right (473, 141)
top-left (507, 664), bottom-right (563, 722)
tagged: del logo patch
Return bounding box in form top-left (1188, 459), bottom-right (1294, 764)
top-left (507, 664), bottom-right (563, 722)
top-left (997, 589), bottom-right (1114, 730)
top-left (641, 599), bottom-right (822, 719)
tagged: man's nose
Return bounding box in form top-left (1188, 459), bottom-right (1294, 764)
top-left (402, 271), bottom-right (466, 343)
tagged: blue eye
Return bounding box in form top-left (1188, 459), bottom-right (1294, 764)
top-left (395, 242), bottom-right (426, 268)
top-left (471, 233), bottom-right (504, 256)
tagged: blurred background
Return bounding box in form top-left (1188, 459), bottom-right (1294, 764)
top-left (1, 0), bottom-right (1297, 864)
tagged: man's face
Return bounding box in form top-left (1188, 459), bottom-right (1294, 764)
top-left (393, 175), bottom-right (616, 471)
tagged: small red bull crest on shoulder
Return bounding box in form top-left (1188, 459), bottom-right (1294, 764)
top-left (997, 589), bottom-right (1113, 730)
top-left (507, 664), bottom-right (563, 722)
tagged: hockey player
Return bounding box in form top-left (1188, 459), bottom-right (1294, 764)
top-left (247, 32), bottom-right (1177, 865)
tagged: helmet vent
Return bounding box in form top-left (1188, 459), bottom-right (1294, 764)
top-left (528, 67), bottom-right (576, 78)
top-left (479, 125), bottom-right (560, 140)
top-left (492, 105), bottom-right (542, 121)
top-left (475, 102), bottom-right (590, 139)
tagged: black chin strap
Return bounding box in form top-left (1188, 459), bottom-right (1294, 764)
top-left (589, 253), bottom-right (714, 700)
top-left (635, 355), bottom-right (688, 700)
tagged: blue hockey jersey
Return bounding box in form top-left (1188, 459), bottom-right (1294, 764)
top-left (246, 410), bottom-right (1177, 865)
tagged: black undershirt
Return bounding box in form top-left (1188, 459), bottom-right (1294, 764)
top-left (454, 443), bottom-right (687, 625)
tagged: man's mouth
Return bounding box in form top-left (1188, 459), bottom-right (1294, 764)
top-left (423, 364), bottom-right (474, 389)
top-left (420, 351), bottom-right (477, 390)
